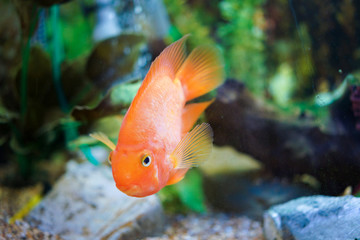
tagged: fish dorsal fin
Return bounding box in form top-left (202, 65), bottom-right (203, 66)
top-left (171, 123), bottom-right (213, 169)
top-left (175, 45), bottom-right (225, 101)
top-left (90, 132), bottom-right (116, 151)
top-left (146, 34), bottom-right (189, 81)
top-left (127, 35), bottom-right (189, 114)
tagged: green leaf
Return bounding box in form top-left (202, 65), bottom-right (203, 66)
top-left (345, 73), bottom-right (360, 86)
top-left (9, 134), bottom-right (34, 155)
top-left (0, 106), bottom-right (18, 123)
top-left (110, 81), bottom-right (142, 106)
top-left (71, 81), bottom-right (141, 124)
top-left (60, 57), bottom-right (102, 109)
top-left (13, 46), bottom-right (62, 136)
top-left (58, 2), bottom-right (93, 59)
top-left (0, 0), bottom-right (22, 85)
top-left (158, 169), bottom-right (207, 213)
top-left (90, 116), bottom-right (122, 139)
top-left (175, 169), bottom-right (207, 213)
top-left (158, 184), bottom-right (187, 214)
top-left (0, 135), bottom-right (7, 146)
top-left (86, 34), bottom-right (146, 90)
top-left (16, 46), bottom-right (55, 106)
top-left (68, 135), bottom-right (97, 149)
top-left (315, 78), bottom-right (348, 107)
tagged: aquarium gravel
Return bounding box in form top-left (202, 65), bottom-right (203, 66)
top-left (146, 213), bottom-right (264, 240)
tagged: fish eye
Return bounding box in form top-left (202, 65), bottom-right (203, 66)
top-left (141, 155), bottom-right (151, 167)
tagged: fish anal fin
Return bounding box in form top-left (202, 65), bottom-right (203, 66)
top-left (182, 99), bottom-right (214, 135)
top-left (171, 123), bottom-right (213, 169)
top-left (176, 45), bottom-right (225, 101)
top-left (89, 132), bottom-right (116, 151)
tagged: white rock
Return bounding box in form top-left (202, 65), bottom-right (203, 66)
top-left (27, 161), bottom-right (165, 240)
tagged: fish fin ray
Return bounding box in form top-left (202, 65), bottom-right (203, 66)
top-left (90, 132), bottom-right (116, 151)
top-left (182, 99), bottom-right (214, 136)
top-left (145, 34), bottom-right (189, 83)
top-left (176, 45), bottom-right (225, 101)
top-left (130, 35), bottom-right (189, 109)
top-left (171, 123), bottom-right (213, 169)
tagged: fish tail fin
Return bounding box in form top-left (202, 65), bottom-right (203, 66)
top-left (176, 45), bottom-right (225, 101)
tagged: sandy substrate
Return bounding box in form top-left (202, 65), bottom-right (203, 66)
top-left (146, 213), bottom-right (264, 240)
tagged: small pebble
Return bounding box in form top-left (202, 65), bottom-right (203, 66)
top-left (145, 212), bottom-right (264, 240)
top-left (0, 219), bottom-right (62, 240)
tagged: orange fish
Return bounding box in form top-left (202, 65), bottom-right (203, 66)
top-left (91, 35), bottom-right (224, 197)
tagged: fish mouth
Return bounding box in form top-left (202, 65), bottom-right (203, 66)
top-left (117, 184), bottom-right (157, 197)
top-left (117, 184), bottom-right (141, 196)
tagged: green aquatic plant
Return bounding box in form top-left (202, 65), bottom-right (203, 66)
top-left (56, 2), bottom-right (94, 60)
top-left (163, 0), bottom-right (215, 47)
top-left (267, 22), bottom-right (315, 100)
top-left (217, 0), bottom-right (266, 94)
top-left (158, 169), bottom-right (207, 213)
top-left (0, 0), bottom-right (146, 182)
top-left (164, 0), bottom-right (268, 95)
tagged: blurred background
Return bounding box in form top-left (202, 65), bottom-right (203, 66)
top-left (1, 0), bottom-right (360, 238)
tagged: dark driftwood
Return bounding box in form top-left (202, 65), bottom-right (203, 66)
top-left (206, 80), bottom-right (360, 195)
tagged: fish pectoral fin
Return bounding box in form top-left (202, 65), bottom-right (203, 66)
top-left (171, 123), bottom-right (213, 169)
top-left (166, 169), bottom-right (188, 185)
top-left (89, 132), bottom-right (116, 151)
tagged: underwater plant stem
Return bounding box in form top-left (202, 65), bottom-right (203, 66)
top-left (18, 6), bottom-right (41, 178)
top-left (80, 146), bottom-right (100, 166)
top-left (20, 42), bottom-right (30, 125)
top-left (17, 151), bottom-right (30, 178)
top-left (51, 5), bottom-right (68, 113)
top-left (288, 0), bottom-right (316, 93)
top-left (50, 6), bottom-right (99, 165)
top-left (288, 0), bottom-right (303, 51)
top-left (20, 6), bottom-right (40, 125)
